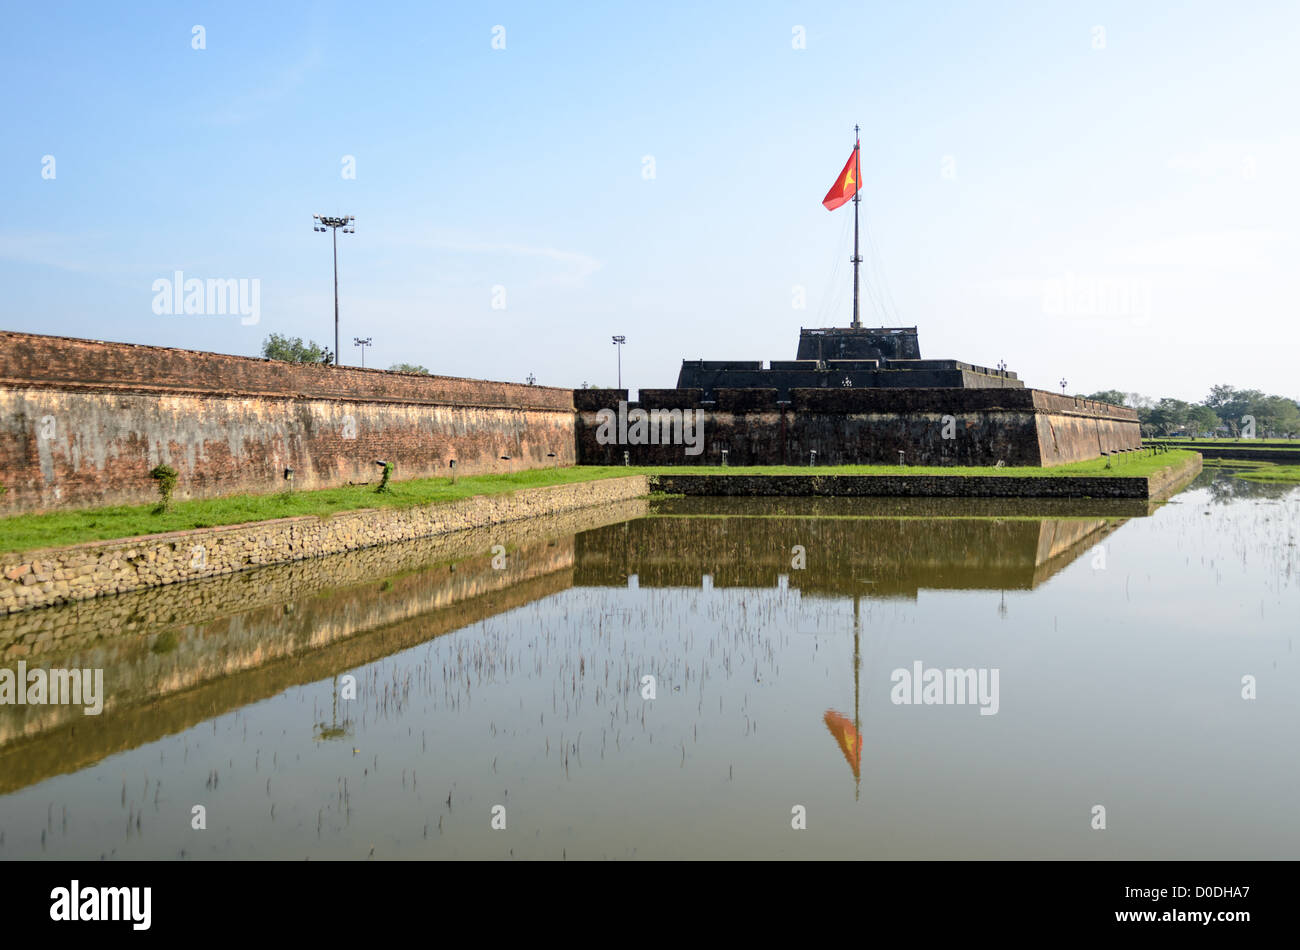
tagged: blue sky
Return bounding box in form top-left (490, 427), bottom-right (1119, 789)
top-left (3, 1), bottom-right (1297, 400)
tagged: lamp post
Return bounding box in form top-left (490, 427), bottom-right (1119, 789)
top-left (353, 337), bottom-right (372, 368)
top-left (312, 214), bottom-right (356, 365)
top-left (611, 335), bottom-right (626, 390)
top-left (1059, 378), bottom-right (1068, 395)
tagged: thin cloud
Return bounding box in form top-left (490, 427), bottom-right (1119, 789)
top-left (204, 46), bottom-right (324, 126)
top-left (390, 232), bottom-right (604, 286)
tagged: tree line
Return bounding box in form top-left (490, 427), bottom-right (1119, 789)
top-left (1085, 385), bottom-right (1300, 438)
top-left (260, 334), bottom-right (429, 374)
top-left (258, 336), bottom-right (1293, 437)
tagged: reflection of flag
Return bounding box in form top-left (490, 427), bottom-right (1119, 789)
top-left (823, 710), bottom-right (862, 779)
top-left (822, 147), bottom-right (860, 210)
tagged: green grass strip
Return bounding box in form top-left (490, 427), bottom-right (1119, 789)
top-left (1232, 464), bottom-right (1300, 484)
top-left (0, 451), bottom-right (1196, 554)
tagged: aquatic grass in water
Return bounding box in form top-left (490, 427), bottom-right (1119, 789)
top-left (0, 481), bottom-right (1295, 859)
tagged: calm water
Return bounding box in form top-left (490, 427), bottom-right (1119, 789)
top-left (1, 471), bottom-right (1296, 859)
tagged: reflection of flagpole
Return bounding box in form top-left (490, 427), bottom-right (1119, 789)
top-left (853, 595), bottom-right (861, 800)
top-left (823, 596), bottom-right (865, 796)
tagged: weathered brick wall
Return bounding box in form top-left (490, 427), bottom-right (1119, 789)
top-left (0, 331), bottom-right (576, 513)
top-left (1030, 391), bottom-right (1143, 465)
top-left (574, 387), bottom-right (1140, 467)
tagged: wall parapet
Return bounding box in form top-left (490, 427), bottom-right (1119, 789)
top-left (0, 330), bottom-right (573, 412)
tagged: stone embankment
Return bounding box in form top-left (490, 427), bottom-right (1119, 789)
top-left (1, 476), bottom-right (650, 614)
top-left (650, 454), bottom-right (1201, 501)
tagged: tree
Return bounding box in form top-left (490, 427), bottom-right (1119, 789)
top-left (1148, 398), bottom-right (1191, 436)
top-left (1204, 384), bottom-right (1239, 416)
top-left (1186, 405), bottom-right (1220, 436)
top-left (262, 334), bottom-right (333, 364)
top-left (1205, 385), bottom-right (1265, 433)
top-left (1251, 394), bottom-right (1300, 437)
top-left (1085, 390), bottom-right (1128, 407)
top-left (389, 362), bottom-right (430, 375)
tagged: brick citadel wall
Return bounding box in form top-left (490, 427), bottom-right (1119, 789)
top-left (575, 387), bottom-right (1140, 467)
top-left (1, 331), bottom-right (1143, 516)
top-left (0, 331), bottom-right (577, 513)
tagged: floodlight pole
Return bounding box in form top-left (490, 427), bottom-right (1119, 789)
top-left (612, 335), bottom-right (626, 390)
top-left (333, 228), bottom-right (339, 365)
top-left (354, 337), bottom-right (372, 368)
top-left (313, 214), bottom-right (355, 365)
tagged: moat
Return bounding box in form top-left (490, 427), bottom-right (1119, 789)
top-left (0, 469), bottom-right (1295, 859)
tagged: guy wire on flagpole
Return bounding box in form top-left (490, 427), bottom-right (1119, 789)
top-left (852, 124), bottom-right (862, 329)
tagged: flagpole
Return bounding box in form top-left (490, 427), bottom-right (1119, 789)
top-left (852, 124), bottom-right (862, 329)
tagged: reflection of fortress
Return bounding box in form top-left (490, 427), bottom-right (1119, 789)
top-left (0, 499), bottom-right (1130, 793)
top-left (572, 504), bottom-right (1121, 598)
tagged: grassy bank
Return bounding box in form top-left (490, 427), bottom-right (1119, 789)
top-left (1201, 458), bottom-right (1300, 484)
top-left (627, 451), bottom-right (1190, 479)
top-left (0, 468), bottom-right (638, 554)
top-left (1156, 437), bottom-right (1299, 446)
top-left (1232, 464), bottom-right (1300, 484)
top-left (0, 451), bottom-right (1195, 554)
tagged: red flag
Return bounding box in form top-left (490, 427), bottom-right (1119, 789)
top-left (822, 146), bottom-right (860, 211)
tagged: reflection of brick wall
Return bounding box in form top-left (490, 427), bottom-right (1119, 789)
top-left (0, 331), bottom-right (576, 513)
top-left (575, 388), bottom-right (1140, 467)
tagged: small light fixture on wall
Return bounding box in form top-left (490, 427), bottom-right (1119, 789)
top-left (283, 467), bottom-right (294, 481)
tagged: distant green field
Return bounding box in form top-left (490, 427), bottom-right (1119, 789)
top-left (1232, 465), bottom-right (1300, 484)
top-left (1156, 437), bottom-right (1300, 446)
top-left (0, 450), bottom-right (1197, 554)
top-left (1200, 457), bottom-right (1300, 484)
